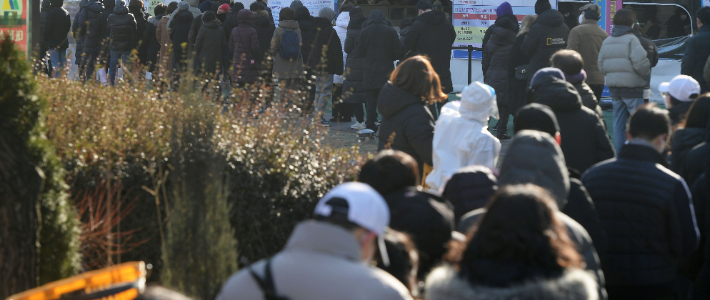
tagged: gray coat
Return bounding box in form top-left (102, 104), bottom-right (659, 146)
top-left (269, 20), bottom-right (304, 79)
top-left (597, 25), bottom-right (651, 98)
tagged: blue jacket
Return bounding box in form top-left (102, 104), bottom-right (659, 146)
top-left (681, 25), bottom-right (710, 93)
top-left (582, 143), bottom-right (699, 286)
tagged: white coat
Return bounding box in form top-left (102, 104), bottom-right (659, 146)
top-left (426, 82), bottom-right (501, 191)
top-left (333, 11), bottom-right (350, 84)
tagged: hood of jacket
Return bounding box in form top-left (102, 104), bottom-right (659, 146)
top-left (128, 6), bottom-right (145, 18)
top-left (378, 83), bottom-right (425, 118)
top-left (499, 130), bottom-right (570, 208)
top-left (425, 266), bottom-right (598, 300)
top-left (313, 16), bottom-right (332, 29)
top-left (348, 17), bottom-right (365, 30)
top-left (278, 19), bottom-right (299, 29)
top-left (363, 9), bottom-right (387, 28)
top-left (187, 0), bottom-right (198, 7)
top-left (86, 0), bottom-right (104, 13)
top-left (536, 9), bottom-right (564, 27)
top-left (611, 24), bottom-right (634, 37)
top-left (148, 14), bottom-right (161, 26)
top-left (335, 11), bottom-right (350, 29)
top-left (202, 19), bottom-right (220, 29)
top-left (174, 9), bottom-right (193, 22)
top-left (532, 76), bottom-right (582, 113)
top-left (295, 8), bottom-right (313, 22)
top-left (253, 13), bottom-right (271, 27)
top-left (284, 220), bottom-right (361, 261)
top-left (417, 10), bottom-right (447, 25)
top-left (237, 8), bottom-right (253, 25)
top-left (490, 23), bottom-right (516, 46)
top-left (49, 0), bottom-right (63, 9)
top-left (460, 81), bottom-right (498, 123)
top-left (113, 4), bottom-right (128, 14)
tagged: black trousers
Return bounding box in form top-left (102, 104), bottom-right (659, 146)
top-left (365, 89), bottom-right (380, 129)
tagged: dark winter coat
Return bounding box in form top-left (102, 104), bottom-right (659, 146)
top-left (532, 76), bottom-right (614, 173)
top-left (356, 10), bottom-right (401, 90)
top-left (229, 10), bottom-right (259, 83)
top-left (582, 143), bottom-right (699, 287)
top-left (96, 0), bottom-right (115, 62)
top-left (74, 0), bottom-right (104, 52)
top-left (143, 15), bottom-right (162, 70)
top-left (223, 8), bottom-right (239, 38)
top-left (482, 17), bottom-right (516, 109)
top-left (384, 187), bottom-right (454, 280)
top-left (295, 9), bottom-right (315, 65)
top-left (342, 17), bottom-right (365, 104)
top-left (507, 32), bottom-right (532, 114)
top-left (188, 13), bottom-right (203, 54)
top-left (670, 127), bottom-right (706, 173)
top-left (377, 83), bottom-right (435, 171)
top-left (403, 10), bottom-right (456, 92)
top-left (305, 17), bottom-right (343, 75)
top-left (45, 0), bottom-right (71, 50)
top-left (634, 30), bottom-right (659, 91)
top-left (680, 120), bottom-right (710, 186)
top-left (441, 167), bottom-right (497, 228)
top-left (564, 177), bottom-right (608, 265)
top-left (195, 19), bottom-right (228, 75)
top-left (169, 10), bottom-right (194, 57)
top-left (690, 160), bottom-right (710, 299)
top-left (682, 26), bottom-right (710, 93)
top-left (107, 5), bottom-right (137, 52)
top-left (482, 13), bottom-right (519, 75)
top-left (40, 0), bottom-right (51, 50)
top-left (129, 6), bottom-right (149, 61)
top-left (521, 9), bottom-right (570, 81)
top-left (251, 11), bottom-right (275, 65)
top-left (572, 81), bottom-right (603, 118)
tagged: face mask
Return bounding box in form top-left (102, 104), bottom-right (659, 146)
top-left (579, 13), bottom-right (584, 24)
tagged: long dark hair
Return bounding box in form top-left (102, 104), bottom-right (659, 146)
top-left (457, 184), bottom-right (581, 287)
top-left (390, 55), bottom-right (447, 104)
top-left (683, 93), bottom-right (710, 129)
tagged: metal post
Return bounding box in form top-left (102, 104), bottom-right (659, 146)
top-left (467, 45), bottom-right (472, 85)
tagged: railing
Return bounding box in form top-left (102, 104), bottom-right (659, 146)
top-left (453, 45), bottom-right (482, 85)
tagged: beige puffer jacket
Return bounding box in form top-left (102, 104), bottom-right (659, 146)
top-left (597, 25), bottom-right (650, 91)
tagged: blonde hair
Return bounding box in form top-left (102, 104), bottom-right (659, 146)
top-left (518, 15), bottom-right (538, 36)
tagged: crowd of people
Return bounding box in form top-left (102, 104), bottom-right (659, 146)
top-left (37, 0), bottom-right (710, 298)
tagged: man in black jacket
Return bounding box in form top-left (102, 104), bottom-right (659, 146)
top-left (74, 0), bottom-right (104, 81)
top-left (681, 7), bottom-right (710, 93)
top-left (403, 0), bottom-right (456, 114)
top-left (521, 0), bottom-right (569, 84)
top-left (169, 1), bottom-right (194, 76)
top-left (45, 0), bottom-right (71, 77)
top-left (582, 104), bottom-right (699, 300)
top-left (107, 0), bottom-right (136, 85)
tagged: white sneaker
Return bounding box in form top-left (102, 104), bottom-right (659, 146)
top-left (98, 68), bottom-right (108, 86)
top-left (351, 122), bottom-right (365, 129)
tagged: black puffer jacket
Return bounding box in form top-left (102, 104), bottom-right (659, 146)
top-left (44, 0), bottom-right (71, 50)
top-left (680, 119), bottom-right (710, 185)
top-left (223, 8), bottom-right (239, 39)
top-left (572, 81), bottom-right (603, 119)
top-left (564, 176), bottom-right (608, 265)
top-left (97, 0), bottom-right (115, 56)
top-left (305, 17), bottom-right (343, 75)
top-left (107, 5), bottom-right (137, 52)
top-left (670, 127), bottom-right (706, 173)
top-left (377, 83), bottom-right (435, 172)
top-left (521, 9), bottom-right (569, 81)
top-left (74, 0), bottom-right (104, 51)
top-left (507, 32), bottom-right (532, 114)
top-left (169, 10), bottom-right (194, 55)
top-left (252, 10), bottom-right (275, 65)
top-left (342, 17), bottom-right (365, 104)
top-left (143, 15), bottom-right (162, 69)
top-left (690, 160), bottom-right (710, 299)
top-left (482, 17), bottom-right (516, 108)
top-left (682, 26), bottom-right (710, 93)
top-left (403, 10), bottom-right (456, 92)
top-left (195, 19), bottom-right (228, 75)
top-left (532, 75), bottom-right (614, 173)
top-left (357, 10), bottom-right (401, 90)
top-left (482, 13), bottom-right (519, 75)
top-left (441, 166), bottom-right (497, 227)
top-left (129, 6), bottom-right (149, 61)
top-left (582, 144), bottom-right (699, 287)
top-left (295, 8), bottom-right (315, 64)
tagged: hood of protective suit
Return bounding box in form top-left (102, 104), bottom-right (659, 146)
top-left (459, 81), bottom-right (499, 122)
top-left (335, 11), bottom-right (350, 29)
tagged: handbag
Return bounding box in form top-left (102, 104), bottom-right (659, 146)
top-left (237, 28), bottom-right (258, 70)
top-left (515, 64), bottom-right (529, 81)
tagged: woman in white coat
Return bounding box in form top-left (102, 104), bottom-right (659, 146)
top-left (330, 7), bottom-right (351, 121)
top-left (426, 81), bottom-right (502, 191)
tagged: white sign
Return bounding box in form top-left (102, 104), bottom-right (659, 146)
top-left (269, 0), bottom-right (335, 25)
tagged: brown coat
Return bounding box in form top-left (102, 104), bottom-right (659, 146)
top-left (270, 20), bottom-right (304, 79)
top-left (567, 19), bottom-right (608, 85)
top-left (156, 15), bottom-right (172, 76)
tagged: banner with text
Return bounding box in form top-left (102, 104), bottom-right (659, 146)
top-left (269, 0), bottom-right (335, 26)
top-left (596, 0), bottom-right (621, 35)
top-left (0, 0), bottom-right (28, 55)
top-left (452, 0), bottom-right (556, 48)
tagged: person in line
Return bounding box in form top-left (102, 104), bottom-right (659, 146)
top-left (167, 0), bottom-right (200, 27)
top-left (169, 1), bottom-right (194, 77)
top-left (38, 0), bottom-right (52, 75)
top-left (690, 139), bottom-right (710, 299)
top-left (551, 50), bottom-right (604, 120)
top-left (255, 0), bottom-right (273, 24)
top-left (156, 1), bottom-right (177, 79)
top-left (216, 182), bottom-right (413, 300)
top-left (216, 4), bottom-right (229, 24)
top-left (521, 0), bottom-right (569, 84)
top-left (670, 94), bottom-right (709, 172)
top-left (567, 2), bottom-right (607, 101)
top-left (45, 0), bottom-right (71, 78)
top-left (143, 4), bottom-right (165, 77)
top-left (187, 1), bottom-right (211, 60)
top-left (342, 7), bottom-right (366, 130)
top-left (529, 68), bottom-right (614, 173)
top-left (402, 0), bottom-right (456, 117)
top-left (357, 10), bottom-right (401, 131)
top-left (195, 11), bottom-right (228, 79)
top-left (107, 0), bottom-right (137, 85)
top-left (507, 14), bottom-right (536, 128)
top-left (330, 5), bottom-right (352, 122)
top-left (229, 9), bottom-right (260, 85)
top-left (306, 7), bottom-right (343, 126)
top-left (374, 230), bottom-right (420, 298)
top-left (73, 0), bottom-right (104, 81)
top-left (270, 7), bottom-right (305, 106)
top-left (252, 9), bottom-right (275, 86)
top-left (659, 75), bottom-right (701, 128)
top-left (632, 23), bottom-right (659, 103)
top-left (482, 11), bottom-right (517, 139)
top-left (680, 107), bottom-right (710, 188)
top-left (294, 6), bottom-right (316, 113)
top-left (598, 8), bottom-right (651, 153)
top-left (223, 2), bottom-right (244, 39)
top-left (95, 0), bottom-right (116, 85)
top-left (481, 1), bottom-right (519, 74)
top-left (425, 185), bottom-right (599, 300)
top-left (582, 104), bottom-right (699, 300)
top-left (128, 0), bottom-right (149, 64)
top-left (426, 81), bottom-right (501, 191)
top-left (442, 165), bottom-right (498, 229)
top-left (376, 56), bottom-right (437, 175)
top-left (358, 150), bottom-right (455, 282)
top-left (397, 17), bottom-right (414, 54)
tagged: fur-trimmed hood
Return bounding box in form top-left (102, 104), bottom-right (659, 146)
top-left (425, 266), bottom-right (598, 300)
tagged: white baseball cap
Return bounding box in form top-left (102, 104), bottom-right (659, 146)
top-left (314, 182), bottom-right (390, 235)
top-left (659, 75), bottom-right (700, 102)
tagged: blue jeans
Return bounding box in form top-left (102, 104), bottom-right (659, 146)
top-left (612, 97), bottom-right (645, 153)
top-left (314, 74), bottom-right (334, 117)
top-left (48, 48), bottom-right (66, 78)
top-left (108, 50), bottom-right (131, 85)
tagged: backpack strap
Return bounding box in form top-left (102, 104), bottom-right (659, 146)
top-left (248, 258), bottom-right (290, 300)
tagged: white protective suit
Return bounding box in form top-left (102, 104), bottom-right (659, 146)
top-left (333, 11), bottom-right (350, 84)
top-left (426, 82), bottom-right (501, 191)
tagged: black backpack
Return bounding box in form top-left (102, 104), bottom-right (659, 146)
top-left (249, 258), bottom-right (290, 300)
